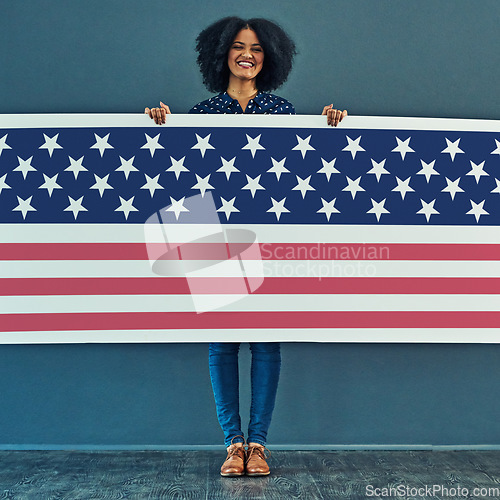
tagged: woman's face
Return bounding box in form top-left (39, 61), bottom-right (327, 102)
top-left (227, 28), bottom-right (264, 83)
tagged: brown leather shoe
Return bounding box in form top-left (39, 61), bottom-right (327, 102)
top-left (245, 444), bottom-right (271, 476)
top-left (220, 437), bottom-right (246, 477)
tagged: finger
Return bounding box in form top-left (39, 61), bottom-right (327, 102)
top-left (160, 102), bottom-right (171, 114)
top-left (335, 110), bottom-right (347, 127)
top-left (156, 108), bottom-right (164, 125)
top-left (145, 107), bottom-right (150, 116)
top-left (152, 108), bottom-right (161, 125)
top-left (328, 109), bottom-right (340, 127)
top-left (154, 108), bottom-right (163, 125)
top-left (161, 107), bottom-right (166, 124)
top-left (334, 109), bottom-right (341, 127)
top-left (327, 108), bottom-right (335, 127)
top-left (322, 104), bottom-right (333, 115)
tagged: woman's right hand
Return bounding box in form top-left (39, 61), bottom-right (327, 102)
top-left (144, 102), bottom-right (171, 125)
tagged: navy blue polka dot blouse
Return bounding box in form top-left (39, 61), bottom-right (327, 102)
top-left (188, 91), bottom-right (295, 115)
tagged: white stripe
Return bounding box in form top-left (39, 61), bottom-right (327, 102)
top-left (1, 260), bottom-right (499, 278)
top-left (262, 260), bottom-right (500, 278)
top-left (1, 294), bottom-right (499, 314)
top-left (3, 224), bottom-right (500, 244)
top-left (1, 113), bottom-right (500, 132)
top-left (1, 328), bottom-right (499, 344)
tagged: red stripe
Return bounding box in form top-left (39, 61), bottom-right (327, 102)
top-left (1, 243), bottom-right (500, 261)
top-left (2, 277), bottom-right (500, 296)
top-left (0, 243), bottom-right (149, 260)
top-left (2, 311), bottom-right (500, 332)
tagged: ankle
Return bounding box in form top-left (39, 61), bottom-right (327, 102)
top-left (248, 442), bottom-right (264, 448)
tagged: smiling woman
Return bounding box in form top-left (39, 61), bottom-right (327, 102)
top-left (225, 29), bottom-right (265, 110)
top-left (189, 17), bottom-right (296, 115)
top-left (144, 16), bottom-right (347, 478)
top-left (145, 16), bottom-right (347, 125)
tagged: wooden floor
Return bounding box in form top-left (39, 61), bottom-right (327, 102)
top-left (0, 450), bottom-right (499, 499)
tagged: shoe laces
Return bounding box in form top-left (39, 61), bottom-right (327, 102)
top-left (225, 435), bottom-right (246, 459)
top-left (246, 444), bottom-right (271, 462)
top-left (226, 446), bottom-right (244, 460)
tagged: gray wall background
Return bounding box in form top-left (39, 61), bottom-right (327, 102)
top-left (1, 0), bottom-right (499, 448)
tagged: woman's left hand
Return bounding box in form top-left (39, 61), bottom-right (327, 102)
top-left (322, 105), bottom-right (347, 127)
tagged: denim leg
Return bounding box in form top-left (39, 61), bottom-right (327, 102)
top-left (208, 342), bottom-right (244, 447)
top-left (247, 342), bottom-right (281, 446)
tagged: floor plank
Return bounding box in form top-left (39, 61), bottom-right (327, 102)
top-left (0, 450), bottom-right (499, 499)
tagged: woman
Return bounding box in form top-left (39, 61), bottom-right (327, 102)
top-left (146, 16), bottom-right (347, 476)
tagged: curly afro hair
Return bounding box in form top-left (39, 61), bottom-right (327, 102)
top-left (195, 17), bottom-right (296, 93)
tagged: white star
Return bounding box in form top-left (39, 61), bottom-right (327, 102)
top-left (90, 174), bottom-right (113, 197)
top-left (64, 196), bottom-right (87, 220)
top-left (367, 198), bottom-right (390, 222)
top-left (141, 174), bottom-right (163, 197)
top-left (392, 137), bottom-right (415, 160)
top-left (0, 174), bottom-right (11, 195)
top-left (65, 156), bottom-right (87, 179)
top-left (90, 133), bottom-right (113, 157)
top-left (191, 174), bottom-right (214, 197)
top-left (267, 197), bottom-right (289, 221)
top-left (165, 196), bottom-right (189, 220)
top-left (442, 177), bottom-right (464, 200)
top-left (166, 156), bottom-right (189, 179)
top-left (317, 198), bottom-right (340, 221)
top-left (441, 138), bottom-right (464, 161)
top-left (417, 160), bottom-right (439, 182)
top-left (217, 156), bottom-right (239, 180)
top-left (39, 133), bottom-right (62, 157)
top-left (491, 179), bottom-right (500, 194)
top-left (317, 158), bottom-right (339, 181)
top-left (491, 139), bottom-right (500, 156)
top-left (13, 156), bottom-right (36, 179)
top-left (39, 173), bottom-right (62, 196)
top-left (115, 156), bottom-right (138, 179)
top-left (191, 133), bottom-right (215, 158)
top-left (342, 135), bottom-right (365, 159)
top-left (267, 157), bottom-right (289, 180)
top-left (417, 199), bottom-right (439, 222)
top-left (242, 174), bottom-right (265, 198)
top-left (466, 160), bottom-right (489, 183)
top-left (217, 197), bottom-right (240, 221)
top-left (342, 176), bottom-right (365, 199)
top-left (392, 177), bottom-right (414, 200)
top-left (115, 196), bottom-right (139, 220)
top-left (292, 134), bottom-right (315, 158)
top-left (292, 175), bottom-right (315, 198)
top-left (367, 159), bottom-right (389, 181)
top-left (141, 133), bottom-right (164, 157)
top-left (13, 196), bottom-right (36, 219)
top-left (242, 134), bottom-right (265, 158)
top-left (466, 200), bottom-right (489, 222)
top-left (0, 134), bottom-right (12, 156)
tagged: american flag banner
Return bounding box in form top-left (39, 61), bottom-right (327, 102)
top-left (1, 113), bottom-right (500, 343)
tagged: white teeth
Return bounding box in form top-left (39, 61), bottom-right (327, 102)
top-left (238, 62), bottom-right (253, 67)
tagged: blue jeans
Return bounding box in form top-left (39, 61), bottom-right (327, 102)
top-left (209, 342), bottom-right (281, 447)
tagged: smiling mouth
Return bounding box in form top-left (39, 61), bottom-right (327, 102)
top-left (237, 61), bottom-right (254, 68)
